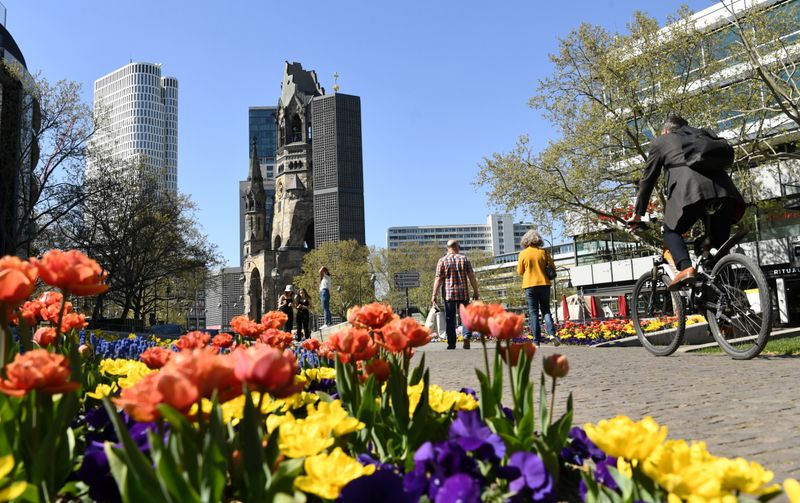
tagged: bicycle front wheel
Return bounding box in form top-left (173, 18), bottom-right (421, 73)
top-left (631, 271), bottom-right (686, 356)
top-left (707, 253), bottom-right (772, 359)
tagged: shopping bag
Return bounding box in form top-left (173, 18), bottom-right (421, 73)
top-left (424, 304), bottom-right (439, 329)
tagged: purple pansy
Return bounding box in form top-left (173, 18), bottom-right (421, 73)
top-left (340, 468), bottom-right (415, 503)
top-left (507, 451), bottom-right (554, 501)
top-left (448, 410), bottom-right (505, 460)
top-left (561, 427), bottom-right (606, 466)
top-left (434, 473), bottom-right (481, 503)
top-left (403, 440), bottom-right (481, 501)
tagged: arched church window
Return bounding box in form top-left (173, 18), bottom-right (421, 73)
top-left (291, 115), bottom-right (302, 143)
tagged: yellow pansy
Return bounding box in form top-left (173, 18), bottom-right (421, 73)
top-left (278, 419), bottom-right (334, 458)
top-left (86, 383), bottom-right (118, 400)
top-left (584, 416), bottom-right (667, 462)
top-left (785, 479), bottom-right (800, 503)
top-left (306, 400), bottom-right (364, 437)
top-left (294, 447), bottom-right (375, 500)
top-left (0, 455), bottom-right (26, 502)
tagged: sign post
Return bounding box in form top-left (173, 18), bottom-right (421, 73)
top-left (393, 271), bottom-right (420, 317)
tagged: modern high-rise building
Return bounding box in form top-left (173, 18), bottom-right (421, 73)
top-left (239, 106), bottom-right (278, 265)
top-left (0, 6), bottom-right (40, 257)
top-left (387, 214), bottom-right (534, 254)
top-left (311, 93), bottom-right (366, 245)
top-left (205, 266), bottom-right (244, 332)
top-left (92, 62), bottom-right (178, 194)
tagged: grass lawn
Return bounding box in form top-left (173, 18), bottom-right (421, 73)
top-left (697, 334), bottom-right (800, 356)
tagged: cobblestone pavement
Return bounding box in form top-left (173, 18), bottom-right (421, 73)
top-left (418, 343), bottom-right (800, 485)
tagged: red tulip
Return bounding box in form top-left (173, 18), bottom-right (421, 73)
top-left (543, 354), bottom-right (569, 378)
top-left (233, 345), bottom-right (301, 398)
top-left (488, 312), bottom-right (524, 340)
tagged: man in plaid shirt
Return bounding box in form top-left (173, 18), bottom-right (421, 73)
top-left (431, 240), bottom-right (480, 350)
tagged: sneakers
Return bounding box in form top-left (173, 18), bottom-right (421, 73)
top-left (549, 335), bottom-right (562, 347)
top-left (668, 267), bottom-right (697, 291)
top-left (320, 324), bottom-right (329, 329)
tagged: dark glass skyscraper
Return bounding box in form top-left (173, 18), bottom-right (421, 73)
top-left (311, 93), bottom-right (366, 245)
top-left (239, 106), bottom-right (278, 265)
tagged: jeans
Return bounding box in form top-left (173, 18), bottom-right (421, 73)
top-left (525, 286), bottom-right (554, 343)
top-left (663, 199), bottom-right (735, 271)
top-left (296, 313), bottom-right (310, 339)
top-left (320, 288), bottom-right (332, 325)
top-left (445, 299), bottom-right (469, 349)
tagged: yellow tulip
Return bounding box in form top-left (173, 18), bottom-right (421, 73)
top-left (584, 416), bottom-right (667, 462)
top-left (785, 479), bottom-right (800, 503)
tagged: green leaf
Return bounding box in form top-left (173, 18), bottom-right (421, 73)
top-left (201, 398), bottom-right (229, 503)
top-left (531, 436), bottom-right (559, 482)
top-left (409, 352), bottom-right (426, 385)
top-left (149, 430), bottom-right (200, 503)
top-left (607, 466), bottom-right (634, 502)
top-left (475, 369), bottom-right (497, 420)
top-left (31, 391), bottom-right (78, 498)
top-left (538, 372), bottom-right (549, 436)
top-left (239, 391), bottom-right (266, 503)
top-left (546, 392), bottom-right (574, 449)
top-left (387, 362), bottom-right (410, 433)
top-left (105, 444), bottom-right (165, 503)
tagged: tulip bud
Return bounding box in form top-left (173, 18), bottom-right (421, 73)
top-left (543, 354), bottom-right (569, 378)
top-left (78, 344), bottom-right (93, 357)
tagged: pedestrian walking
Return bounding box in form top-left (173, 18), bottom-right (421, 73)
top-left (517, 229), bottom-right (560, 346)
top-left (295, 288), bottom-right (311, 340)
top-left (431, 240), bottom-right (480, 350)
top-left (278, 285), bottom-right (295, 333)
top-left (319, 266), bottom-right (333, 327)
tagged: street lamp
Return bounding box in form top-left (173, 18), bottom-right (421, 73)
top-left (271, 268), bottom-right (280, 311)
top-left (358, 271), bottom-right (377, 305)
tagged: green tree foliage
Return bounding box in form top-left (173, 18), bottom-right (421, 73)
top-left (293, 240), bottom-right (373, 319)
top-left (477, 5), bottom-right (799, 248)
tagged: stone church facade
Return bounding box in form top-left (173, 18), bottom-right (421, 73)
top-left (242, 62), bottom-right (365, 321)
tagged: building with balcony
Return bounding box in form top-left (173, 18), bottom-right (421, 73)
top-left (387, 214), bottom-right (534, 254)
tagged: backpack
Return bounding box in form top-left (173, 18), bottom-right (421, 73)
top-left (677, 126), bottom-right (734, 174)
top-left (544, 251), bottom-right (557, 280)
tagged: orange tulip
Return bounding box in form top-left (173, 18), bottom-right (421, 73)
top-left (378, 317), bottom-right (432, 353)
top-left (233, 345), bottom-right (301, 398)
top-left (500, 342), bottom-right (537, 366)
top-left (140, 346), bottom-right (173, 369)
top-left (258, 328), bottom-right (294, 350)
top-left (318, 340), bottom-right (336, 360)
top-left (211, 333), bottom-right (234, 349)
top-left (543, 354), bottom-right (569, 378)
top-left (175, 331), bottom-right (210, 350)
top-left (170, 349), bottom-right (242, 402)
top-left (33, 250), bottom-right (108, 296)
top-left (488, 312), bottom-right (524, 340)
top-left (364, 359), bottom-right (391, 383)
top-left (301, 338), bottom-right (320, 351)
top-left (327, 327), bottom-right (378, 363)
top-left (60, 312), bottom-right (87, 333)
top-left (17, 299), bottom-right (44, 326)
top-left (459, 302), bottom-right (506, 336)
top-left (230, 315), bottom-right (264, 338)
top-left (347, 303), bottom-right (396, 330)
top-left (114, 373), bottom-right (162, 421)
top-left (33, 327), bottom-right (58, 347)
top-left (0, 256), bottom-right (38, 307)
top-left (261, 311), bottom-right (289, 330)
top-left (37, 291), bottom-right (73, 325)
top-left (0, 349), bottom-right (79, 396)
top-left (156, 371), bottom-right (200, 412)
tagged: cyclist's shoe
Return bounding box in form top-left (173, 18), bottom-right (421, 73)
top-left (549, 335), bottom-right (561, 347)
top-left (668, 267), bottom-right (696, 291)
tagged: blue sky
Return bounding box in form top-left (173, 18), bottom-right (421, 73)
top-left (5, 0), bottom-right (710, 266)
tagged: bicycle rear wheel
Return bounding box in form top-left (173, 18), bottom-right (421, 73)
top-left (631, 271), bottom-right (686, 356)
top-left (706, 254), bottom-right (772, 359)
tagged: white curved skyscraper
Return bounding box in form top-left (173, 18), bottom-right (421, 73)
top-left (92, 62), bottom-right (178, 194)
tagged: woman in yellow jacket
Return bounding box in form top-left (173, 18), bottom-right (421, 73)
top-left (517, 230), bottom-right (561, 346)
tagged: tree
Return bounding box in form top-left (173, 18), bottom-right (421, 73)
top-left (477, 6), bottom-right (799, 248)
top-left (0, 63), bottom-right (108, 257)
top-left (292, 241), bottom-right (373, 320)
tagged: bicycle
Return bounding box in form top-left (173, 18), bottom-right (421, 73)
top-left (629, 204), bottom-right (772, 359)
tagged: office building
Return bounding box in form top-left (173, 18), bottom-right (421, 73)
top-left (387, 214), bottom-right (534, 254)
top-left (92, 62), bottom-right (178, 195)
top-left (205, 266), bottom-right (244, 332)
top-left (0, 6), bottom-right (40, 256)
top-left (311, 92), bottom-right (366, 245)
top-left (239, 106), bottom-right (278, 265)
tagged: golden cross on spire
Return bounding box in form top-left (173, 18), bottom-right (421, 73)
top-left (333, 72), bottom-right (340, 93)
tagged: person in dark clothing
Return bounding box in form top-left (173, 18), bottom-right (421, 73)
top-left (295, 288), bottom-right (311, 340)
top-left (278, 285), bottom-right (295, 333)
top-left (628, 115), bottom-right (745, 289)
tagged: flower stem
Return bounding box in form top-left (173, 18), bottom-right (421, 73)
top-left (480, 334), bottom-right (490, 379)
top-left (505, 339), bottom-right (517, 411)
top-left (0, 309), bottom-right (9, 366)
top-left (548, 376), bottom-right (557, 427)
top-left (54, 290), bottom-right (68, 347)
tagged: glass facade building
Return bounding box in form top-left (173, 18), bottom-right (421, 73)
top-left (92, 63), bottom-right (178, 195)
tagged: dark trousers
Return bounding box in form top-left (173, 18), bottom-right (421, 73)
top-left (663, 199), bottom-right (735, 271)
top-left (296, 313), bottom-right (310, 339)
top-left (525, 286), bottom-right (554, 343)
top-left (280, 306), bottom-right (293, 333)
top-left (445, 299), bottom-right (469, 349)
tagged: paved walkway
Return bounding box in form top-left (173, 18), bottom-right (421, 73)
top-left (418, 343), bottom-right (800, 485)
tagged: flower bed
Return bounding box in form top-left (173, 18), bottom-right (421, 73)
top-left (0, 252), bottom-right (797, 502)
top-left (556, 315), bottom-right (707, 345)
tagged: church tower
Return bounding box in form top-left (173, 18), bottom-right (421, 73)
top-left (270, 62), bottom-right (323, 288)
top-left (242, 138), bottom-right (266, 320)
